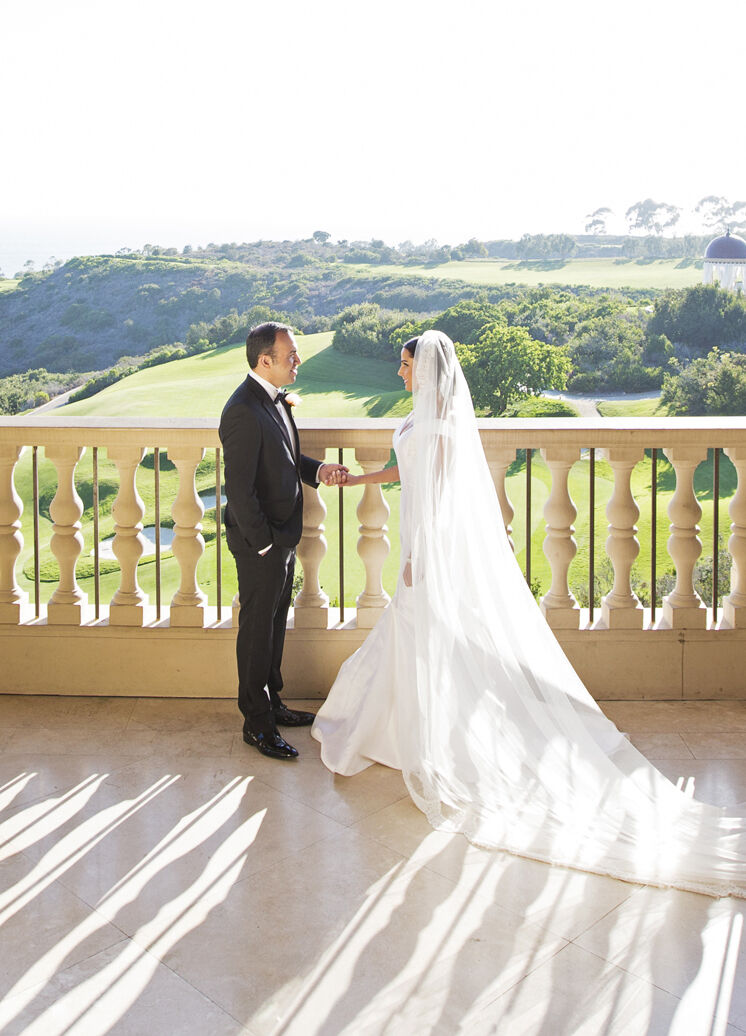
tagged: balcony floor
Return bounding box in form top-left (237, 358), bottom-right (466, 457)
top-left (1, 695), bottom-right (746, 1035)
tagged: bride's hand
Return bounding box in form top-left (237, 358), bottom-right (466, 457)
top-left (337, 472), bottom-right (362, 486)
top-left (403, 560), bottom-right (412, 587)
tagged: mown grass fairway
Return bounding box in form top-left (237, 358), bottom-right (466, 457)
top-left (19, 332), bottom-right (728, 610)
top-left (58, 332), bottom-right (409, 419)
top-left (597, 395), bottom-right (664, 418)
top-left (348, 258), bottom-right (703, 291)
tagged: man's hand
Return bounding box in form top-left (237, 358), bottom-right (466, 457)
top-left (320, 463), bottom-right (349, 486)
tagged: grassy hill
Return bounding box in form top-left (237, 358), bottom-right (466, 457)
top-left (17, 331), bottom-right (727, 612)
top-left (0, 255), bottom-right (497, 378)
top-left (0, 251), bottom-right (689, 382)
top-left (58, 331), bottom-right (409, 418)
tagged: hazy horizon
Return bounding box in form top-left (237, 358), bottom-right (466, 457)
top-left (0, 222), bottom-right (724, 283)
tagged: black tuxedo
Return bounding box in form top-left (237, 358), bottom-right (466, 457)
top-left (219, 374), bottom-right (321, 734)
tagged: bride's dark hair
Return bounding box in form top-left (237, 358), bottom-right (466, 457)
top-left (403, 336), bottom-right (419, 356)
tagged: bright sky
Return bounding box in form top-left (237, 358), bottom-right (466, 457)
top-left (1, 0), bottom-right (744, 273)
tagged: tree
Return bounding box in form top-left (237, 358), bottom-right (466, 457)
top-left (625, 199), bottom-right (681, 235)
top-left (662, 348), bottom-right (746, 415)
top-left (460, 237), bottom-right (488, 258)
top-left (436, 299), bottom-right (505, 345)
top-left (695, 196), bottom-right (746, 234)
top-left (332, 303), bottom-right (400, 358)
top-left (568, 314), bottom-right (660, 392)
top-left (312, 230), bottom-right (331, 244)
top-left (515, 234), bottom-right (577, 259)
top-left (456, 324), bottom-right (570, 415)
top-left (584, 207), bottom-right (612, 235)
top-left (648, 284), bottom-right (746, 354)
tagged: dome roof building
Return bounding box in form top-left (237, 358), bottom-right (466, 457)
top-left (703, 229), bottom-right (746, 291)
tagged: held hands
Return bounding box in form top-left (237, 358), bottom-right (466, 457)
top-left (319, 465), bottom-right (366, 487)
top-left (319, 463), bottom-right (350, 486)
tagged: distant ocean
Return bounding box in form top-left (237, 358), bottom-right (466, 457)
top-left (0, 230), bottom-right (140, 280)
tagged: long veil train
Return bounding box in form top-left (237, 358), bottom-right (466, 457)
top-left (317, 330), bottom-right (746, 898)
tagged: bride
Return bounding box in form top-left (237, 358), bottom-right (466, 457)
top-left (312, 330), bottom-right (746, 898)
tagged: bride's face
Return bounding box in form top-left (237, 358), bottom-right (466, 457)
top-left (398, 349), bottom-right (414, 393)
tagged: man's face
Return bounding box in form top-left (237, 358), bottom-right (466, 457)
top-left (263, 330), bottom-right (301, 388)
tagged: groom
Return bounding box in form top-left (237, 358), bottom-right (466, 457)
top-left (219, 322), bottom-right (347, 759)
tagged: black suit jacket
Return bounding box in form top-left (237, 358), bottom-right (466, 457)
top-left (219, 375), bottom-right (320, 552)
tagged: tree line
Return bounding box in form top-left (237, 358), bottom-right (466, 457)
top-left (8, 203), bottom-right (739, 283)
top-left (331, 285), bottom-right (746, 416)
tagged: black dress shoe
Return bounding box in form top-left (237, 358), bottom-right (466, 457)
top-left (274, 704), bottom-right (315, 727)
top-left (243, 728), bottom-right (299, 760)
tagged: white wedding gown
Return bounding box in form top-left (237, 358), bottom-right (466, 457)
top-left (312, 412), bottom-right (417, 776)
top-left (312, 331), bottom-right (746, 898)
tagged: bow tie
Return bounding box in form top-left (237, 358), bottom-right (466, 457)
top-left (275, 390), bottom-right (288, 405)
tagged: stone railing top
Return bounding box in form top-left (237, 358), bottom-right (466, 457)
top-left (3, 414), bottom-right (746, 450)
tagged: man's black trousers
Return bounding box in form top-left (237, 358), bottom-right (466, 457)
top-left (230, 543), bottom-right (295, 736)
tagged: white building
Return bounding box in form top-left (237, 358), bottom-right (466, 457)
top-left (703, 228), bottom-right (746, 291)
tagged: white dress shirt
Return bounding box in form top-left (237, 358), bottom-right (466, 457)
top-left (248, 369), bottom-right (323, 554)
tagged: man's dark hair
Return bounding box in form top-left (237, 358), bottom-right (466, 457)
top-left (246, 321), bottom-right (293, 369)
top-left (402, 336), bottom-right (420, 357)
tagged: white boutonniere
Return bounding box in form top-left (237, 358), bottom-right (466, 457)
top-left (285, 392), bottom-right (301, 407)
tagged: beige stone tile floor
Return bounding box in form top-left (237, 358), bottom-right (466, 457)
top-left (1, 695), bottom-right (746, 1035)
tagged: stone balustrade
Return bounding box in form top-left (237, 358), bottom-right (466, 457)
top-left (2, 415), bottom-right (746, 700)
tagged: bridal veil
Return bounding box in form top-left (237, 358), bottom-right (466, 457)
top-left (403, 330), bottom-right (746, 898)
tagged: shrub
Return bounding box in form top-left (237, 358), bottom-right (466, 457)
top-left (503, 395), bottom-right (579, 418)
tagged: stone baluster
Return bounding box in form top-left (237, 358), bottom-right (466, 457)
top-left (107, 445), bottom-right (148, 626)
top-left (722, 446), bottom-right (746, 628)
top-left (540, 445), bottom-right (580, 629)
top-left (355, 447), bottom-right (391, 628)
top-left (661, 446), bottom-right (708, 628)
top-left (484, 445), bottom-right (516, 550)
top-left (46, 445), bottom-right (87, 624)
top-left (168, 446), bottom-right (207, 627)
top-left (600, 447), bottom-right (644, 628)
top-left (0, 445), bottom-right (28, 623)
top-left (294, 482), bottom-right (329, 628)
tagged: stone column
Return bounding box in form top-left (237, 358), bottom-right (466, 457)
top-left (540, 445), bottom-right (580, 629)
top-left (484, 445), bottom-right (517, 550)
top-left (355, 447), bottom-right (391, 628)
top-left (168, 446), bottom-right (207, 627)
top-left (294, 482), bottom-right (329, 628)
top-left (46, 445), bottom-right (87, 625)
top-left (108, 445), bottom-right (148, 626)
top-left (722, 446), bottom-right (746, 628)
top-left (600, 446), bottom-right (644, 628)
top-left (661, 445), bottom-right (708, 629)
top-left (0, 444), bottom-right (28, 623)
